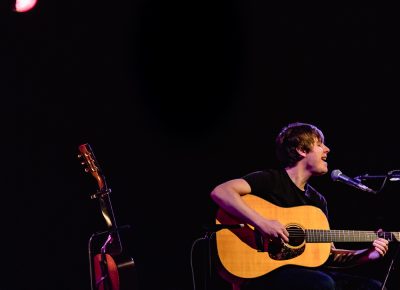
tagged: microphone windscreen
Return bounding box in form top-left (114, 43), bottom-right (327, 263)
top-left (331, 169), bottom-right (342, 181)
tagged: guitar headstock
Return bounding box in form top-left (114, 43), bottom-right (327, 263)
top-left (78, 143), bottom-right (108, 197)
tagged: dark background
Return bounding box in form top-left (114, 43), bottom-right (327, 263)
top-left (2, 2), bottom-right (400, 289)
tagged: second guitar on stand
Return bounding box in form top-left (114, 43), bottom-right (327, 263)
top-left (78, 143), bottom-right (137, 290)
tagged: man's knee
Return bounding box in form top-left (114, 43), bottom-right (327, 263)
top-left (310, 273), bottom-right (335, 290)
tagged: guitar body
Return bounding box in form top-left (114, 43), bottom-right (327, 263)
top-left (93, 254), bottom-right (136, 290)
top-left (94, 254), bottom-right (119, 290)
top-left (215, 194), bottom-right (332, 279)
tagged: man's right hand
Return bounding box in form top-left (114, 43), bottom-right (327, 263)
top-left (256, 218), bottom-right (289, 243)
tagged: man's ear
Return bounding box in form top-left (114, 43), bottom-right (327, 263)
top-left (296, 148), bottom-right (307, 157)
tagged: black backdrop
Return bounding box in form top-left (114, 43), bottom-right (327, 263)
top-left (2, 2), bottom-right (400, 290)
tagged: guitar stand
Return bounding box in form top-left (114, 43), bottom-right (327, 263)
top-left (88, 225), bottom-right (131, 290)
top-left (381, 242), bottom-right (400, 290)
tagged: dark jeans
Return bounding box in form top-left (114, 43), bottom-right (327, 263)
top-left (241, 266), bottom-right (385, 290)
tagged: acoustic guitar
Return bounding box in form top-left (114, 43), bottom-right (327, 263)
top-left (78, 143), bottom-right (136, 290)
top-left (215, 194), bottom-right (399, 279)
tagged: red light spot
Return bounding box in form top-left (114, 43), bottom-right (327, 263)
top-left (15, 0), bottom-right (38, 12)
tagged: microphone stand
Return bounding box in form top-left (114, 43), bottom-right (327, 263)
top-left (355, 173), bottom-right (400, 183)
top-left (381, 243), bottom-right (400, 290)
top-left (356, 171), bottom-right (400, 289)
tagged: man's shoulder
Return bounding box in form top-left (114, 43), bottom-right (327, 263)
top-left (242, 168), bottom-right (281, 178)
top-left (306, 184), bottom-right (327, 204)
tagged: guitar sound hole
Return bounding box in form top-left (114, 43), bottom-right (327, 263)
top-left (287, 225), bottom-right (305, 247)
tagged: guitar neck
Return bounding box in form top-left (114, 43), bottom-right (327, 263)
top-left (99, 194), bottom-right (119, 229)
top-left (305, 230), bottom-right (400, 243)
top-left (99, 194), bottom-right (123, 255)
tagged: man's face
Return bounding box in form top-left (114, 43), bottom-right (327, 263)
top-left (304, 139), bottom-right (330, 176)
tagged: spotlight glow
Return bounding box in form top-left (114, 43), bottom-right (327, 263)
top-left (15, 0), bottom-right (37, 12)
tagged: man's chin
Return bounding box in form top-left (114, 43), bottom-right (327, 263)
top-left (315, 168), bottom-right (328, 176)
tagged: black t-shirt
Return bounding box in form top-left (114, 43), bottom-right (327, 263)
top-left (242, 169), bottom-right (329, 218)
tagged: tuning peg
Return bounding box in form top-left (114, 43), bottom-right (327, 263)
top-left (85, 168), bottom-right (90, 173)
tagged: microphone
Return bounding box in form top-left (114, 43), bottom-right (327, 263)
top-left (203, 223), bottom-right (245, 232)
top-left (331, 169), bottom-right (376, 193)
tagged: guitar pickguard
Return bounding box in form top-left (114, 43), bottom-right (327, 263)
top-left (269, 241), bottom-right (305, 260)
top-left (269, 224), bottom-right (306, 260)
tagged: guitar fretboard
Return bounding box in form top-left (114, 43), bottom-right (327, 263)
top-left (304, 230), bottom-right (400, 242)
